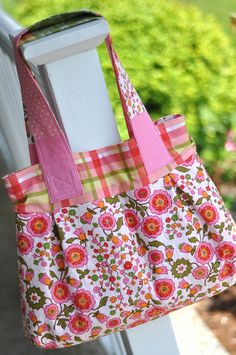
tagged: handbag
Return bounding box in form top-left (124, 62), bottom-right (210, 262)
top-left (3, 10), bottom-right (236, 349)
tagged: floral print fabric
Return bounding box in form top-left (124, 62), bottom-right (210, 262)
top-left (16, 153), bottom-right (236, 349)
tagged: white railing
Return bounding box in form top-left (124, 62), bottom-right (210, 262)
top-left (0, 11), bottom-right (30, 170)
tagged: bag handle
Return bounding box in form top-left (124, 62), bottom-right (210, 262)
top-left (13, 11), bottom-right (173, 204)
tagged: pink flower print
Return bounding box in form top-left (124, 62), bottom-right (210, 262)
top-left (64, 244), bottom-right (88, 268)
top-left (182, 154), bottom-right (195, 166)
top-left (189, 285), bottom-right (201, 295)
top-left (72, 289), bottom-right (95, 312)
top-left (128, 319), bottom-right (146, 328)
top-left (124, 210), bottom-right (140, 232)
top-left (199, 203), bottom-right (219, 225)
top-left (39, 273), bottom-right (52, 286)
top-left (17, 233), bottom-right (34, 255)
top-left (80, 211), bottom-right (93, 224)
top-left (106, 318), bottom-right (122, 329)
top-left (50, 244), bottom-right (61, 256)
top-left (163, 173), bottom-right (179, 189)
top-left (98, 213), bottom-right (116, 231)
top-left (68, 278), bottom-right (81, 288)
top-left (51, 281), bottom-right (70, 304)
top-left (154, 279), bottom-right (175, 300)
top-left (192, 266), bottom-right (209, 280)
top-left (219, 262), bottom-right (235, 281)
top-left (148, 250), bottom-right (164, 265)
top-left (209, 232), bottom-right (223, 243)
top-left (25, 270), bottom-right (34, 282)
top-left (195, 168), bottom-right (205, 182)
top-left (60, 333), bottom-right (72, 342)
top-left (69, 314), bottom-right (92, 334)
top-left (179, 243), bottom-right (193, 253)
top-left (185, 211), bottom-right (193, 222)
top-left (96, 313), bottom-right (109, 324)
top-left (44, 342), bottom-right (58, 349)
top-left (141, 216), bottom-right (163, 238)
top-left (215, 242), bottom-right (236, 261)
top-left (28, 311), bottom-right (38, 323)
top-left (26, 213), bottom-right (51, 237)
top-left (195, 242), bottom-right (214, 265)
top-left (198, 188), bottom-right (209, 199)
top-left (145, 306), bottom-right (167, 320)
top-left (74, 227), bottom-right (86, 238)
top-left (134, 186), bottom-right (151, 201)
top-left (149, 190), bottom-right (172, 215)
top-left (165, 247), bottom-right (174, 259)
top-left (91, 327), bottom-right (102, 337)
top-left (178, 280), bottom-right (189, 289)
top-left (155, 266), bottom-right (168, 274)
top-left (193, 220), bottom-right (201, 231)
top-left (44, 303), bottom-right (59, 320)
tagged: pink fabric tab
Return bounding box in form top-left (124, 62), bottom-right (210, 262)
top-left (35, 134), bottom-right (83, 203)
top-left (130, 112), bottom-right (173, 174)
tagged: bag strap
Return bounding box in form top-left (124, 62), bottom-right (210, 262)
top-left (13, 11), bottom-right (173, 204)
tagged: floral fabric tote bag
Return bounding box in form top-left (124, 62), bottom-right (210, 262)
top-left (3, 10), bottom-right (236, 349)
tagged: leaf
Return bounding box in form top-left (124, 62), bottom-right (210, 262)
top-left (171, 214), bottom-right (178, 222)
top-left (203, 224), bottom-right (208, 235)
top-left (135, 233), bottom-right (146, 246)
top-left (33, 260), bottom-right (39, 265)
top-left (43, 242), bottom-right (50, 249)
top-left (18, 256), bottom-right (27, 266)
top-left (98, 296), bottom-right (108, 308)
top-left (188, 237), bottom-right (198, 243)
top-left (49, 270), bottom-right (58, 279)
top-left (177, 290), bottom-right (182, 296)
top-left (110, 310), bottom-right (116, 316)
top-left (68, 209), bottom-right (76, 216)
top-left (105, 196), bottom-right (120, 204)
top-left (149, 241), bottom-right (163, 248)
top-left (195, 197), bottom-right (203, 206)
top-left (43, 333), bottom-right (55, 340)
top-left (196, 292), bottom-right (206, 299)
top-left (66, 237), bottom-right (78, 244)
top-left (114, 217), bottom-right (123, 231)
top-left (140, 210), bottom-right (146, 218)
top-left (74, 336), bottom-right (82, 342)
top-left (175, 166), bottom-right (189, 172)
top-left (87, 208), bottom-right (97, 215)
top-left (222, 281), bottom-right (229, 288)
top-left (152, 299), bottom-right (161, 305)
top-left (57, 318), bottom-right (67, 329)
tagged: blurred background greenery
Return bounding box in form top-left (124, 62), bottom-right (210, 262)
top-left (2, 0), bottom-right (236, 209)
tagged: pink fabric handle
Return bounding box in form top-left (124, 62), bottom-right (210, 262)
top-left (13, 15), bottom-right (174, 204)
top-left (130, 112), bottom-right (173, 174)
top-left (13, 32), bottom-right (84, 203)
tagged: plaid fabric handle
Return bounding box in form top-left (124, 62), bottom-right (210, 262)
top-left (13, 11), bottom-right (173, 203)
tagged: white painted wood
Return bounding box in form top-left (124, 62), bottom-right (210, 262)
top-left (125, 316), bottom-right (180, 355)
top-left (20, 18), bottom-right (120, 152)
top-left (21, 19), bottom-right (109, 65)
top-left (0, 11), bottom-right (29, 170)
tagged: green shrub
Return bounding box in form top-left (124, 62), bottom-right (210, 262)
top-left (5, 0), bottom-right (236, 180)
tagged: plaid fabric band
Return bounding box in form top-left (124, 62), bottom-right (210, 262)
top-left (3, 114), bottom-right (196, 213)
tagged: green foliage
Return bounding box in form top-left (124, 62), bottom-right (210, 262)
top-left (4, 0), bottom-right (236, 180)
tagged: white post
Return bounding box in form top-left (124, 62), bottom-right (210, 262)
top-left (12, 17), bottom-right (180, 355)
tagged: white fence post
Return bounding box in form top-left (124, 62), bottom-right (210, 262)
top-left (0, 11), bottom-right (180, 355)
